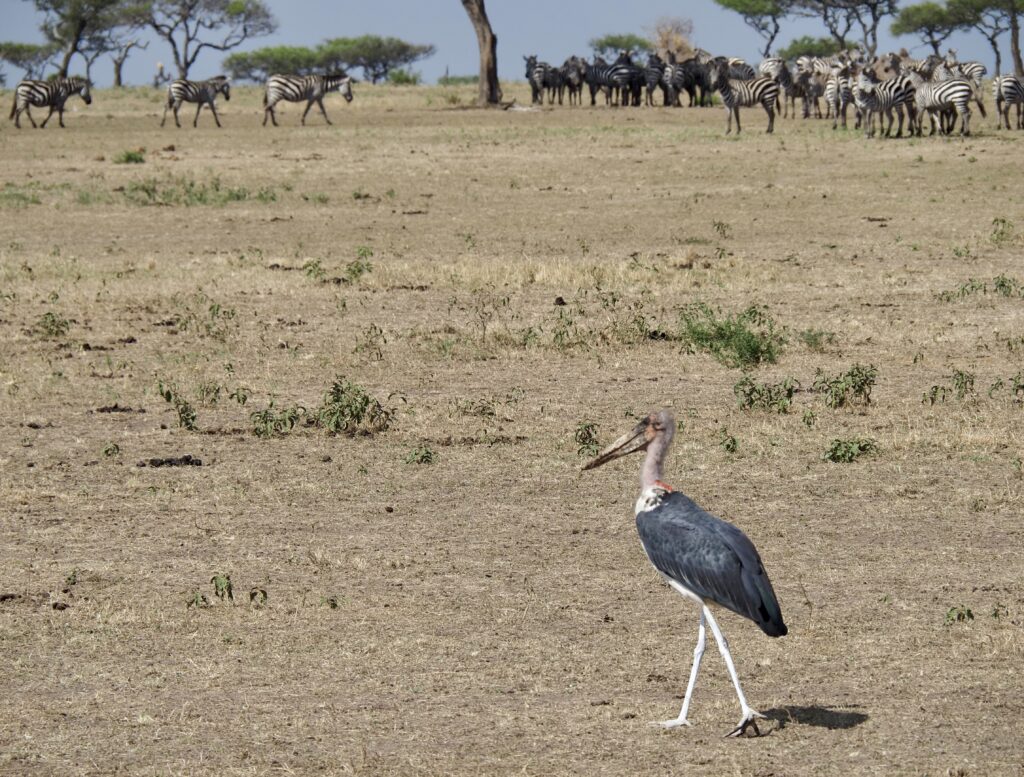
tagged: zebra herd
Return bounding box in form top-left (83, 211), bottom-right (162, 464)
top-left (524, 47), bottom-right (1024, 138)
top-left (8, 73), bottom-right (355, 129)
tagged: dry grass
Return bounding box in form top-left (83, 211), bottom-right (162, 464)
top-left (1, 83), bottom-right (1023, 776)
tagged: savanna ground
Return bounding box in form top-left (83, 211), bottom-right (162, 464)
top-left (1, 80), bottom-right (1023, 776)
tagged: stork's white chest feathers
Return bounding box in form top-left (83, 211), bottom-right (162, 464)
top-left (635, 485), bottom-right (670, 516)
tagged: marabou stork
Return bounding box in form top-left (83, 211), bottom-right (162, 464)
top-left (583, 409), bottom-right (787, 737)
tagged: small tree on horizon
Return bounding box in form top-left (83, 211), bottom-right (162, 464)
top-left (589, 33), bottom-right (652, 59)
top-left (319, 36), bottom-right (435, 83)
top-left (0, 41), bottom-right (60, 79)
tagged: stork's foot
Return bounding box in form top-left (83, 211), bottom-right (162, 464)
top-left (651, 716), bottom-right (692, 730)
top-left (725, 707), bottom-right (766, 738)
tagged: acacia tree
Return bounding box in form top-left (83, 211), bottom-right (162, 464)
top-left (794, 1), bottom-right (898, 55)
top-left (0, 42), bottom-right (60, 78)
top-left (714, 0), bottom-right (793, 58)
top-left (29, 0), bottom-right (130, 77)
top-left (111, 37), bottom-right (147, 85)
top-left (793, 0), bottom-right (858, 49)
top-left (318, 36), bottom-right (435, 83)
top-left (138, 0), bottom-right (277, 79)
top-left (891, 2), bottom-right (963, 54)
top-left (777, 33), bottom-right (854, 57)
top-left (847, 0), bottom-right (902, 55)
top-left (589, 33), bottom-right (652, 59)
top-left (461, 0), bottom-right (500, 105)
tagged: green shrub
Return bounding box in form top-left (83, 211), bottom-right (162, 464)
top-left (677, 303), bottom-right (784, 369)
top-left (315, 377), bottom-right (394, 435)
top-left (823, 437), bottom-right (877, 463)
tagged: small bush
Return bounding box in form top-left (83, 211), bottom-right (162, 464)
top-left (315, 377), bottom-right (395, 436)
top-left (33, 311), bottom-right (70, 338)
top-left (113, 149), bottom-right (145, 164)
top-left (404, 445), bottom-right (435, 464)
top-left (677, 303), bottom-right (784, 369)
top-left (733, 376), bottom-right (798, 413)
top-left (574, 421), bottom-right (600, 458)
top-left (813, 364), bottom-right (877, 409)
top-left (250, 400), bottom-right (305, 438)
top-left (798, 329), bottom-right (836, 352)
top-left (823, 437), bottom-right (877, 463)
top-left (157, 379), bottom-right (198, 431)
top-left (388, 68), bottom-right (421, 85)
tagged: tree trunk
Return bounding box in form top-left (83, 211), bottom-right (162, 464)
top-left (461, 0), bottom-right (501, 105)
top-left (59, 46), bottom-right (76, 78)
top-left (1012, 8), bottom-right (1024, 76)
top-left (113, 57), bottom-right (124, 87)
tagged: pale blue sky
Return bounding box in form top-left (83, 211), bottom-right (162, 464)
top-left (1, 1), bottom-right (1000, 86)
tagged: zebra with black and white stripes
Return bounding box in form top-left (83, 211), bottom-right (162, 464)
top-left (9, 76), bottom-right (91, 128)
top-left (855, 70), bottom-right (910, 138)
top-left (161, 76), bottom-right (231, 128)
top-left (760, 57), bottom-right (801, 119)
top-left (644, 53), bottom-right (667, 106)
top-left (525, 56), bottom-right (550, 105)
top-left (993, 74), bottom-right (1024, 130)
top-left (708, 56), bottom-right (779, 134)
top-left (263, 73), bottom-right (353, 126)
top-left (905, 69), bottom-right (973, 136)
top-left (826, 67), bottom-right (853, 130)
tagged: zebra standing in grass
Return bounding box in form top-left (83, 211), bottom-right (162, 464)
top-left (760, 57), bottom-right (801, 119)
top-left (855, 66), bottom-right (916, 138)
top-left (9, 76), bottom-right (91, 128)
top-left (708, 56), bottom-right (779, 134)
top-left (993, 74), bottom-right (1024, 129)
top-left (644, 53), bottom-right (667, 106)
top-left (561, 57), bottom-right (585, 106)
top-left (161, 75), bottom-right (230, 128)
top-left (826, 67), bottom-right (854, 129)
top-left (525, 56), bottom-right (550, 105)
top-left (905, 68), bottom-right (973, 136)
top-left (263, 73), bottom-right (353, 126)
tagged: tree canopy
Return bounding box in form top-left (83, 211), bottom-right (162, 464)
top-left (777, 34), bottom-right (855, 59)
top-left (714, 0), bottom-right (793, 57)
top-left (0, 41), bottom-right (60, 78)
top-left (891, 1), bottom-right (966, 54)
top-left (222, 36), bottom-right (435, 83)
top-left (588, 33), bottom-right (652, 59)
top-left (137, 0), bottom-right (277, 79)
top-left (319, 36), bottom-right (435, 83)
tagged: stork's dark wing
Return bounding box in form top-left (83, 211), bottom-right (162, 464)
top-left (636, 491), bottom-right (787, 637)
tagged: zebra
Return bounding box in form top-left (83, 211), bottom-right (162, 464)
top-left (582, 55), bottom-right (638, 107)
top-left (708, 56), bottom-right (779, 134)
top-left (524, 56), bottom-right (550, 105)
top-left (826, 67), bottom-right (853, 130)
top-left (856, 66), bottom-right (915, 137)
top-left (263, 73), bottom-right (353, 126)
top-left (940, 51), bottom-right (987, 119)
top-left (161, 76), bottom-right (230, 128)
top-left (561, 57), bottom-right (585, 106)
top-left (993, 74), bottom-right (1024, 130)
top-left (644, 53), bottom-right (667, 106)
top-left (760, 57), bottom-right (801, 118)
top-left (727, 58), bottom-right (756, 80)
top-left (663, 53), bottom-right (711, 107)
top-left (544, 65), bottom-right (565, 105)
top-left (905, 69), bottom-right (973, 136)
top-left (10, 76), bottom-right (91, 129)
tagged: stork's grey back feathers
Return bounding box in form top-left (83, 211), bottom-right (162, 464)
top-left (636, 491), bottom-right (787, 637)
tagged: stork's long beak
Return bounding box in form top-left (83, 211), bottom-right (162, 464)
top-left (582, 420), bottom-right (650, 471)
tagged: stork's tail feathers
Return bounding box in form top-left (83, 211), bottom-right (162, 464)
top-left (748, 573), bottom-right (787, 637)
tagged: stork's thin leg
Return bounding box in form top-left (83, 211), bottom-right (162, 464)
top-left (654, 611), bottom-right (706, 729)
top-left (702, 606), bottom-right (765, 737)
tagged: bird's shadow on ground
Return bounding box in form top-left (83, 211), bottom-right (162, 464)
top-left (763, 705), bottom-right (869, 732)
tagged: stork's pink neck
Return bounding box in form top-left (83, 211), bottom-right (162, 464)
top-left (640, 424), bottom-right (674, 491)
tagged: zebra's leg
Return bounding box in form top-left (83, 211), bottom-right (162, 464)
top-left (735, 106), bottom-right (742, 135)
top-left (961, 105), bottom-right (971, 136)
top-left (209, 101), bottom-right (222, 128)
top-left (764, 100), bottom-right (774, 134)
top-left (301, 99), bottom-right (314, 125)
top-left (40, 106), bottom-right (56, 128)
top-left (317, 98), bottom-right (331, 125)
top-left (161, 100), bottom-right (170, 127)
top-left (976, 96), bottom-right (986, 118)
top-left (193, 101), bottom-right (204, 127)
top-left (58, 107), bottom-right (66, 128)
